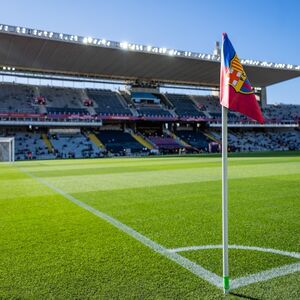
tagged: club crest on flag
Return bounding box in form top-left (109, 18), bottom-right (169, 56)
top-left (227, 55), bottom-right (253, 95)
top-left (220, 33), bottom-right (264, 124)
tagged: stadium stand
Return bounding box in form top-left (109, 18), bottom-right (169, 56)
top-left (96, 130), bottom-right (145, 154)
top-left (0, 129), bottom-right (55, 160)
top-left (175, 130), bottom-right (210, 151)
top-left (0, 82), bottom-right (299, 160)
top-left (166, 93), bottom-right (206, 118)
top-left (192, 95), bottom-right (240, 121)
top-left (132, 92), bottom-right (173, 118)
top-left (39, 86), bottom-right (89, 115)
top-left (210, 128), bottom-right (300, 151)
top-left (147, 134), bottom-right (182, 152)
top-left (49, 132), bottom-right (101, 158)
top-left (0, 83), bottom-right (37, 113)
top-left (136, 105), bottom-right (173, 118)
top-left (263, 104), bottom-right (300, 121)
top-left (87, 89), bottom-right (132, 116)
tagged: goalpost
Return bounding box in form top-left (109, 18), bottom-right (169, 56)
top-left (0, 137), bottom-right (15, 162)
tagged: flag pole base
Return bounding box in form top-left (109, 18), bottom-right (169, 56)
top-left (223, 276), bottom-right (230, 294)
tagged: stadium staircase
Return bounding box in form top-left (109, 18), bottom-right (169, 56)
top-left (203, 131), bottom-right (221, 144)
top-left (160, 93), bottom-right (174, 109)
top-left (80, 89), bottom-right (97, 115)
top-left (119, 91), bottom-right (139, 116)
top-left (32, 87), bottom-right (47, 114)
top-left (116, 92), bottom-right (139, 116)
top-left (42, 133), bottom-right (54, 152)
top-left (128, 130), bottom-right (156, 150)
top-left (86, 132), bottom-right (106, 149)
top-left (164, 129), bottom-right (191, 148)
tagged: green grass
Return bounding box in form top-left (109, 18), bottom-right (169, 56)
top-left (0, 154), bottom-right (299, 299)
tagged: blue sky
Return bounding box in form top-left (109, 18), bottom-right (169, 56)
top-left (0, 0), bottom-right (299, 104)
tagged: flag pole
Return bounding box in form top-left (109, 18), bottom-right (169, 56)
top-left (222, 105), bottom-right (229, 293)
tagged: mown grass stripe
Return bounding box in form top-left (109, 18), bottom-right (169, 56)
top-left (16, 165), bottom-right (223, 289)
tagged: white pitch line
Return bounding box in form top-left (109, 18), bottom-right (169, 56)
top-left (16, 166), bottom-right (222, 289)
top-left (230, 262), bottom-right (300, 289)
top-left (168, 244), bottom-right (300, 289)
top-left (168, 244), bottom-right (300, 259)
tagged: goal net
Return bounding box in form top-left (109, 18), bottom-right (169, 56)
top-left (0, 137), bottom-right (15, 162)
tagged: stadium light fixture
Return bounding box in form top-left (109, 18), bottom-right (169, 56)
top-left (120, 42), bottom-right (129, 50)
top-left (1, 23), bottom-right (299, 72)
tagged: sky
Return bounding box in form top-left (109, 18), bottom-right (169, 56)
top-left (0, 0), bottom-right (299, 104)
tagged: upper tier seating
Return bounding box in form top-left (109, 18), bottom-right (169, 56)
top-left (263, 104), bottom-right (300, 121)
top-left (0, 84), bottom-right (37, 113)
top-left (40, 87), bottom-right (89, 115)
top-left (97, 130), bottom-right (144, 153)
top-left (87, 89), bottom-right (132, 116)
top-left (137, 105), bottom-right (173, 117)
top-left (46, 107), bottom-right (88, 115)
top-left (166, 93), bottom-right (206, 118)
top-left (176, 130), bottom-right (210, 151)
top-left (192, 95), bottom-right (220, 113)
top-left (50, 133), bottom-right (101, 158)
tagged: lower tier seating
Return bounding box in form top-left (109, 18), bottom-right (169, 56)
top-left (97, 130), bottom-right (144, 154)
top-left (176, 130), bottom-right (210, 151)
top-left (49, 133), bottom-right (101, 158)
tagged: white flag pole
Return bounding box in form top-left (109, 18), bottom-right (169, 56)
top-left (222, 104), bottom-right (229, 293)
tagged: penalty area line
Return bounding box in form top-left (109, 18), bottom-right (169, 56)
top-left (16, 166), bottom-right (222, 289)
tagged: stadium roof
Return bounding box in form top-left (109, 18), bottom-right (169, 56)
top-left (0, 24), bottom-right (299, 87)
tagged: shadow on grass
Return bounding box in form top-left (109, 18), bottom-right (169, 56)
top-left (230, 292), bottom-right (261, 300)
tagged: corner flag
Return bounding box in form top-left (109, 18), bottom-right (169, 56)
top-left (220, 33), bottom-right (264, 124)
top-left (219, 33), bottom-right (265, 294)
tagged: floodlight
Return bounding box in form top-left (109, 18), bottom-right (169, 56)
top-left (120, 42), bottom-right (128, 49)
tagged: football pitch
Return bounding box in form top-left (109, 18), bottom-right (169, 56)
top-left (0, 153), bottom-right (299, 299)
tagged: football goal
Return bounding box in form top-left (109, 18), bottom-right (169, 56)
top-left (0, 137), bottom-right (15, 162)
